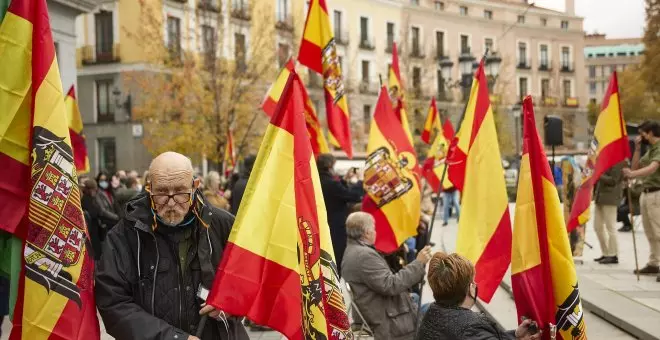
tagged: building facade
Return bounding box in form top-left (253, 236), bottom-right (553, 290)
top-left (584, 34), bottom-right (644, 105)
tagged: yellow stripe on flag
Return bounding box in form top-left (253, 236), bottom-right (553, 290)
top-left (511, 154), bottom-right (542, 274)
top-left (594, 92), bottom-right (625, 150)
top-left (65, 94), bottom-right (83, 134)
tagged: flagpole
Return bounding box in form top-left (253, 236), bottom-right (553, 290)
top-left (627, 182), bottom-right (641, 281)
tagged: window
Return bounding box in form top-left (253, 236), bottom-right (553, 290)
top-left (540, 44), bottom-right (548, 68)
top-left (518, 42), bottom-right (527, 66)
top-left (435, 1), bottom-right (444, 11)
top-left (96, 79), bottom-right (114, 122)
top-left (590, 98), bottom-right (597, 105)
top-left (589, 66), bottom-right (596, 78)
top-left (437, 69), bottom-right (446, 98)
top-left (561, 46), bottom-right (570, 70)
top-left (519, 77), bottom-right (528, 100)
top-left (411, 0), bottom-right (419, 5)
top-left (541, 17), bottom-right (547, 26)
top-left (460, 6), bottom-right (468, 16)
top-left (563, 79), bottom-right (572, 98)
top-left (278, 43), bottom-right (289, 68)
top-left (561, 20), bottom-right (569, 30)
top-left (234, 33), bottom-right (246, 71)
top-left (484, 38), bottom-right (494, 53)
top-left (334, 11), bottom-right (342, 40)
top-left (360, 17), bottom-right (368, 43)
top-left (460, 35), bottom-right (469, 54)
top-left (233, 0), bottom-right (248, 11)
top-left (436, 31), bottom-right (445, 57)
top-left (276, 0), bottom-right (288, 21)
top-left (98, 137), bottom-right (117, 174)
top-left (95, 10), bottom-right (114, 61)
top-left (361, 60), bottom-right (370, 83)
top-left (413, 67), bottom-right (421, 90)
top-left (387, 22), bottom-right (395, 51)
top-left (411, 26), bottom-right (420, 56)
top-left (202, 25), bottom-right (215, 55)
top-left (167, 16), bottom-right (181, 59)
top-left (589, 82), bottom-right (597, 94)
top-left (541, 79), bottom-right (550, 98)
top-left (363, 105), bottom-right (371, 133)
top-left (517, 15), bottom-right (525, 24)
top-left (484, 10), bottom-right (493, 20)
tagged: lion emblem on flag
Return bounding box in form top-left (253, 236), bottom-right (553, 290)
top-left (24, 126), bottom-right (90, 308)
top-left (555, 283), bottom-right (586, 340)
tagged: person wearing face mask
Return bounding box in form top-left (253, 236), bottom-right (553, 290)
top-left (95, 171), bottom-right (120, 234)
top-left (95, 152), bottom-right (249, 340)
top-left (317, 153), bottom-right (363, 276)
top-left (624, 120), bottom-right (660, 280)
top-left (417, 252), bottom-right (541, 340)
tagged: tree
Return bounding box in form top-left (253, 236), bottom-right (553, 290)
top-left (643, 0), bottom-right (660, 101)
top-left (618, 65), bottom-right (657, 122)
top-left (127, 0), bottom-right (301, 168)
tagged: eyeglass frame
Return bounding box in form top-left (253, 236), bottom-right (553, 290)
top-left (145, 182), bottom-right (195, 206)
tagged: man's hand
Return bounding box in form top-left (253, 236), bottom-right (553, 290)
top-left (623, 168), bottom-right (634, 179)
top-left (187, 336), bottom-right (200, 340)
top-left (515, 319), bottom-right (542, 340)
top-left (416, 246), bottom-right (433, 264)
top-left (635, 135), bottom-right (643, 147)
top-left (199, 303), bottom-right (222, 320)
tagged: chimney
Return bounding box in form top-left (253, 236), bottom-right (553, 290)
top-left (565, 0), bottom-right (575, 15)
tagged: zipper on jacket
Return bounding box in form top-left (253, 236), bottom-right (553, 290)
top-left (150, 233), bottom-right (159, 315)
top-left (166, 240), bottom-right (185, 329)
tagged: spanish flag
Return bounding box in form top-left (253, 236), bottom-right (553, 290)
top-left (299, 0), bottom-right (353, 158)
top-left (262, 58), bottom-right (330, 157)
top-left (512, 96), bottom-right (587, 339)
top-left (223, 128), bottom-right (236, 177)
top-left (422, 117), bottom-right (454, 193)
top-left (207, 70), bottom-right (352, 339)
top-left (0, 0), bottom-right (100, 338)
top-left (389, 42), bottom-right (413, 145)
top-left (421, 97), bottom-right (441, 144)
top-left (362, 86), bottom-right (421, 253)
top-left (452, 61), bottom-right (511, 302)
top-left (567, 72), bottom-right (629, 231)
top-left (64, 86), bottom-right (90, 175)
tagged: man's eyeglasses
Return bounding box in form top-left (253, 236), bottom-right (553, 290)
top-left (150, 192), bottom-right (192, 205)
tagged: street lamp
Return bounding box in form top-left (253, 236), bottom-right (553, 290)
top-left (512, 103), bottom-right (522, 157)
top-left (112, 87), bottom-right (132, 119)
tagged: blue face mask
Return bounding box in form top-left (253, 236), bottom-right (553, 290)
top-left (99, 181), bottom-right (109, 189)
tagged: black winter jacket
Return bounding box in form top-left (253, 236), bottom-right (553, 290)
top-left (95, 193), bottom-right (249, 340)
top-left (416, 303), bottom-right (516, 340)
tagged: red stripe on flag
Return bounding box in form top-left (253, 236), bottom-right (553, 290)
top-left (324, 89), bottom-right (353, 158)
top-left (391, 43), bottom-right (402, 85)
top-left (298, 39), bottom-right (323, 74)
top-left (473, 209), bottom-right (512, 303)
top-left (69, 128), bottom-right (88, 173)
top-left (600, 72), bottom-right (619, 112)
top-left (447, 143), bottom-right (466, 191)
top-left (422, 158), bottom-right (440, 193)
top-left (511, 265), bottom-right (547, 326)
top-left (0, 153), bottom-right (30, 235)
top-left (443, 119), bottom-right (455, 141)
top-left (468, 65), bottom-right (491, 148)
top-left (421, 130), bottom-right (432, 145)
top-left (66, 85), bottom-right (76, 99)
top-left (209, 243), bottom-right (303, 339)
top-left (362, 196), bottom-right (399, 254)
top-left (262, 97), bottom-right (278, 117)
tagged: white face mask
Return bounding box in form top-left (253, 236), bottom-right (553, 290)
top-left (349, 177), bottom-right (359, 184)
top-left (136, 184), bottom-right (143, 192)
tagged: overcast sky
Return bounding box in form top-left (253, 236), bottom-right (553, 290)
top-left (534, 0), bottom-right (645, 38)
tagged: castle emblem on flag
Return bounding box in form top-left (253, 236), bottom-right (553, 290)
top-left (25, 126), bottom-right (88, 308)
top-left (321, 41), bottom-right (345, 103)
top-left (363, 147), bottom-right (413, 208)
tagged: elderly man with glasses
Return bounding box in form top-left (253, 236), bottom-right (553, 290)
top-left (95, 152), bottom-right (249, 340)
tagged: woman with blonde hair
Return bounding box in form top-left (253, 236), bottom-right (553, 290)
top-left (417, 252), bottom-right (541, 340)
top-left (203, 171), bottom-right (230, 210)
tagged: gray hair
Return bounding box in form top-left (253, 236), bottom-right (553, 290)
top-left (346, 212), bottom-right (375, 240)
top-left (205, 171), bottom-right (221, 189)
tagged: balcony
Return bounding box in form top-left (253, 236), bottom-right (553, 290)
top-left (437, 90), bottom-right (450, 102)
top-left (385, 40), bottom-right (395, 53)
top-left (81, 44), bottom-right (120, 65)
top-left (275, 16), bottom-right (293, 32)
top-left (169, 0), bottom-right (188, 3)
top-left (458, 47), bottom-right (474, 62)
top-left (538, 62), bottom-right (552, 71)
top-left (410, 46), bottom-right (425, 59)
top-left (231, 7), bottom-right (251, 20)
top-left (560, 62), bottom-right (574, 73)
top-left (539, 96), bottom-right (557, 107)
top-left (413, 87), bottom-right (431, 100)
top-left (359, 36), bottom-right (375, 50)
top-left (435, 50), bottom-right (450, 61)
top-left (197, 0), bottom-right (220, 12)
top-left (359, 81), bottom-right (379, 94)
top-left (517, 59), bottom-right (531, 70)
top-left (563, 97), bottom-right (579, 107)
top-left (335, 31), bottom-right (349, 46)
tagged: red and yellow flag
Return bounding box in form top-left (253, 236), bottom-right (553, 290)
top-left (262, 58), bottom-right (330, 157)
top-left (389, 42), bottom-right (413, 145)
top-left (207, 70), bottom-right (352, 340)
top-left (223, 128), bottom-right (236, 177)
top-left (422, 116), bottom-right (454, 193)
top-left (567, 72), bottom-right (629, 231)
top-left (299, 0), bottom-right (352, 158)
top-left (0, 0), bottom-right (100, 338)
top-left (512, 96), bottom-right (587, 339)
top-left (421, 97), bottom-right (442, 144)
top-left (64, 86), bottom-right (90, 175)
top-left (451, 61), bottom-right (511, 302)
top-left (361, 86), bottom-right (421, 253)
